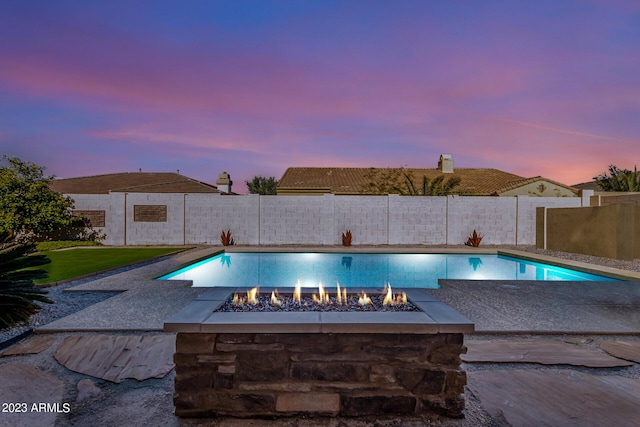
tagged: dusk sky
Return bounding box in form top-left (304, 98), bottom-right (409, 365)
top-left (1, 1), bottom-right (638, 194)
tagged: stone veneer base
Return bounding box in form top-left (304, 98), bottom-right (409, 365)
top-left (165, 288), bottom-right (474, 419)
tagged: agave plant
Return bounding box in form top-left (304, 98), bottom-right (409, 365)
top-left (220, 229), bottom-right (235, 246)
top-left (341, 230), bottom-right (352, 246)
top-left (0, 233), bottom-right (52, 329)
top-left (464, 230), bottom-right (483, 247)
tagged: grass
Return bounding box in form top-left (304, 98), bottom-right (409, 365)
top-left (36, 240), bottom-right (102, 251)
top-left (33, 247), bottom-right (183, 284)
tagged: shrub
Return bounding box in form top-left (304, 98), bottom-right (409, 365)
top-left (0, 156), bottom-right (74, 241)
top-left (0, 233), bottom-right (52, 328)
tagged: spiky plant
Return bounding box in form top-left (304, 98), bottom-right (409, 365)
top-left (341, 230), bottom-right (352, 246)
top-left (464, 230), bottom-right (483, 247)
top-left (220, 229), bottom-right (235, 246)
top-left (0, 233), bottom-right (52, 328)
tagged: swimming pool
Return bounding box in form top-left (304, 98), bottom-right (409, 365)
top-left (158, 252), bottom-right (619, 288)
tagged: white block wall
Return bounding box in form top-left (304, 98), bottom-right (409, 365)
top-left (125, 193), bottom-right (186, 245)
top-left (67, 193), bottom-right (123, 246)
top-left (260, 195), bottom-right (334, 244)
top-left (334, 196), bottom-right (388, 245)
top-left (185, 194), bottom-right (259, 245)
top-left (447, 197), bottom-right (517, 245)
top-left (67, 192), bottom-right (585, 246)
top-left (388, 195), bottom-right (447, 244)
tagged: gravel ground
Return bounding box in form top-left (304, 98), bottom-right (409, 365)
top-left (501, 245), bottom-right (640, 272)
top-left (0, 258), bottom-right (165, 347)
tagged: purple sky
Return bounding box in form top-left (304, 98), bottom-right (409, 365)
top-left (1, 1), bottom-right (639, 194)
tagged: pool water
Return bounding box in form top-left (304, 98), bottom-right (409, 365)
top-left (158, 252), bottom-right (619, 288)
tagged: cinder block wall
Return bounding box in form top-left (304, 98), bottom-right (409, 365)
top-left (67, 193), bottom-right (584, 246)
top-left (185, 194), bottom-right (260, 245)
top-left (125, 193), bottom-right (186, 245)
top-left (259, 195), bottom-right (334, 245)
top-left (334, 196), bottom-right (388, 245)
top-left (447, 197), bottom-right (517, 245)
top-left (67, 194), bottom-right (123, 246)
top-left (388, 195), bottom-right (447, 244)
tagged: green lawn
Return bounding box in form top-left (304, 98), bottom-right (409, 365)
top-left (36, 240), bottom-right (102, 251)
top-left (33, 247), bottom-right (184, 284)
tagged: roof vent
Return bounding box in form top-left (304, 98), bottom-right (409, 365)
top-left (438, 154), bottom-right (454, 173)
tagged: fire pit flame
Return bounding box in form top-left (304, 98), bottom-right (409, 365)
top-left (312, 282), bottom-right (330, 304)
top-left (358, 291), bottom-right (372, 306)
top-left (232, 293), bottom-right (242, 306)
top-left (382, 283), bottom-right (408, 306)
top-left (231, 287), bottom-right (261, 306)
top-left (293, 281), bottom-right (302, 303)
top-left (383, 284), bottom-right (393, 306)
top-left (336, 282), bottom-right (347, 305)
top-left (227, 282), bottom-right (412, 311)
top-left (270, 290), bottom-right (282, 307)
top-left (247, 287), bottom-right (259, 305)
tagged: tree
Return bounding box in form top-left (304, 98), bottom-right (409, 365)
top-left (0, 233), bottom-right (52, 328)
top-left (0, 156), bottom-right (74, 240)
top-left (246, 176), bottom-right (279, 195)
top-left (594, 165), bottom-right (640, 192)
top-left (362, 168), bottom-right (461, 196)
top-left (401, 171), bottom-right (462, 196)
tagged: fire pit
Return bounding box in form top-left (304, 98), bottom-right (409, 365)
top-left (219, 283), bottom-right (419, 312)
top-left (164, 286), bottom-right (473, 419)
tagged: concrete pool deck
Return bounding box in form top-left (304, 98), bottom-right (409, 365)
top-left (2, 245), bottom-right (639, 426)
top-left (38, 245), bottom-right (640, 334)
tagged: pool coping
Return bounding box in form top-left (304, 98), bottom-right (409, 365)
top-left (156, 245), bottom-right (640, 283)
top-left (497, 249), bottom-right (640, 281)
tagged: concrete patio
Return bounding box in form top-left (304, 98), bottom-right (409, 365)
top-left (1, 246), bottom-right (639, 426)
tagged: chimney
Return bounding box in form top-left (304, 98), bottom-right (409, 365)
top-left (438, 154), bottom-right (454, 173)
top-left (216, 172), bottom-right (232, 193)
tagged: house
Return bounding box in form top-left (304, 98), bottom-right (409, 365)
top-left (46, 167), bottom-right (591, 246)
top-left (572, 181), bottom-right (601, 192)
top-left (49, 171), bottom-right (233, 245)
top-left (277, 154), bottom-right (579, 197)
top-left (50, 171), bottom-right (229, 195)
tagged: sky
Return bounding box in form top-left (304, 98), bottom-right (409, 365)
top-left (1, 1), bottom-right (639, 194)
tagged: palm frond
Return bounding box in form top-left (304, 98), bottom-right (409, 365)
top-left (0, 236), bottom-right (52, 328)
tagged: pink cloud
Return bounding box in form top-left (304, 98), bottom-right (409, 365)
top-left (2, 2), bottom-right (638, 191)
top-left (0, 15), bottom-right (539, 128)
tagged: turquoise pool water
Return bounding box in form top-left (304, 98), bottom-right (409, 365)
top-left (158, 252), bottom-right (619, 288)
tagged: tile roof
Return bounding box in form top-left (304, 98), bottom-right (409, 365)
top-left (50, 172), bottom-right (223, 194)
top-left (278, 167), bottom-right (534, 195)
top-left (572, 181), bottom-right (601, 191)
top-left (495, 176), bottom-right (579, 195)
